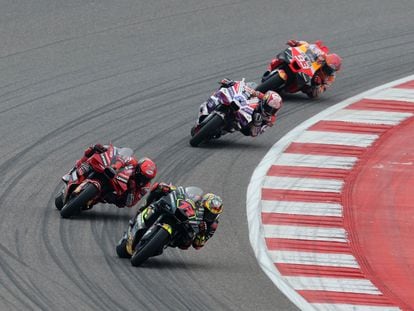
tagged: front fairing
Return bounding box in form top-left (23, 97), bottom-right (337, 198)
top-left (127, 188), bottom-right (200, 253)
top-left (62, 167), bottom-right (78, 184)
top-left (111, 167), bottom-right (133, 194)
top-left (127, 206), bottom-right (157, 252)
top-left (87, 144), bottom-right (132, 173)
top-left (198, 81), bottom-right (254, 129)
top-left (87, 144), bottom-right (133, 195)
top-left (234, 104), bottom-right (254, 128)
top-left (62, 168), bottom-right (83, 203)
top-left (87, 145), bottom-right (115, 173)
top-left (128, 205), bottom-right (176, 251)
top-left (277, 46), bottom-right (323, 87)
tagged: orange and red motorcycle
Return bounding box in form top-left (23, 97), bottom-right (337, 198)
top-left (256, 44), bottom-right (324, 94)
top-left (54, 144), bottom-right (134, 218)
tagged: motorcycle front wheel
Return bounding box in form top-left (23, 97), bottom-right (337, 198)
top-left (60, 183), bottom-right (99, 218)
top-left (54, 187), bottom-right (65, 211)
top-left (130, 226), bottom-right (170, 267)
top-left (189, 114), bottom-right (224, 147)
top-left (116, 235), bottom-right (131, 259)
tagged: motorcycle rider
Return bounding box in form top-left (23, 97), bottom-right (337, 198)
top-left (70, 143), bottom-right (157, 208)
top-left (193, 79), bottom-right (283, 138)
top-left (267, 39), bottom-right (342, 98)
top-left (132, 182), bottom-right (223, 250)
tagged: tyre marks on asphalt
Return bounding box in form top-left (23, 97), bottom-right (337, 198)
top-left (248, 76), bottom-right (414, 310)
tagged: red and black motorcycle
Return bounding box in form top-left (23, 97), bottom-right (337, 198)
top-left (255, 44), bottom-right (324, 94)
top-left (54, 144), bottom-right (134, 218)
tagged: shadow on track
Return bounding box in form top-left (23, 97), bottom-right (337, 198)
top-left (127, 255), bottom-right (231, 271)
top-left (58, 209), bottom-right (132, 222)
top-left (188, 137), bottom-right (271, 150)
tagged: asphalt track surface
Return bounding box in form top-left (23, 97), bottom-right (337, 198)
top-left (0, 1), bottom-right (413, 310)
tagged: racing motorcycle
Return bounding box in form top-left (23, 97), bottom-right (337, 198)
top-left (189, 79), bottom-right (261, 147)
top-left (255, 44), bottom-right (324, 94)
top-left (116, 186), bottom-right (203, 266)
top-left (54, 144), bottom-right (134, 218)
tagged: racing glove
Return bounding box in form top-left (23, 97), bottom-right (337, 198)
top-left (145, 182), bottom-right (173, 207)
top-left (219, 78), bottom-right (235, 87)
top-left (287, 39), bottom-right (300, 47)
top-left (93, 144), bottom-right (106, 153)
top-left (84, 144), bottom-right (106, 157)
top-left (84, 146), bottom-right (95, 158)
top-left (83, 144), bottom-right (106, 158)
top-left (158, 182), bottom-right (173, 193)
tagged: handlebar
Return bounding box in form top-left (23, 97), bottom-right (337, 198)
top-left (244, 85), bottom-right (265, 100)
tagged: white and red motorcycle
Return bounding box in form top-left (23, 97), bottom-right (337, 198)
top-left (189, 79), bottom-right (263, 147)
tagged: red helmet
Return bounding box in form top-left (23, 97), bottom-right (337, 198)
top-left (325, 53), bottom-right (342, 71)
top-left (135, 157), bottom-right (157, 186)
top-left (262, 91), bottom-right (282, 116)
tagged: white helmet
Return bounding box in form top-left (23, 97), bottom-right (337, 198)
top-left (262, 91), bottom-right (282, 116)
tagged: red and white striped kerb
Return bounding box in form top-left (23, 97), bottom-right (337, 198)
top-left (247, 75), bottom-right (414, 311)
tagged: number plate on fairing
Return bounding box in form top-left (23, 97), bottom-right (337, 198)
top-left (294, 54), bottom-right (312, 69)
top-left (177, 199), bottom-right (196, 218)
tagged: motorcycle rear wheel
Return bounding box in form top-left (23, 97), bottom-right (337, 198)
top-left (189, 114), bottom-right (224, 147)
top-left (130, 226), bottom-right (170, 267)
top-left (60, 183), bottom-right (99, 218)
top-left (255, 73), bottom-right (285, 93)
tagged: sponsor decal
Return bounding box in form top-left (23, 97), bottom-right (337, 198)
top-left (162, 223), bottom-right (173, 235)
top-left (100, 153), bottom-right (108, 166)
top-left (116, 175), bottom-right (129, 184)
top-left (293, 54), bottom-right (312, 69)
top-left (177, 199), bottom-right (196, 218)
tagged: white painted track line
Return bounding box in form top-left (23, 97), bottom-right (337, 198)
top-left (269, 251), bottom-right (359, 268)
top-left (274, 153), bottom-right (357, 169)
top-left (261, 201), bottom-right (343, 217)
top-left (263, 176), bottom-right (344, 193)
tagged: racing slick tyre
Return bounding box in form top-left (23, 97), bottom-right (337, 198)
top-left (189, 114), bottom-right (224, 147)
top-left (130, 226), bottom-right (170, 267)
top-left (54, 188), bottom-right (65, 210)
top-left (60, 183), bottom-right (99, 218)
top-left (116, 236), bottom-right (131, 259)
top-left (255, 73), bottom-right (285, 93)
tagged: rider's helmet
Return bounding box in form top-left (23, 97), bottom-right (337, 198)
top-left (261, 91), bottom-right (282, 117)
top-left (135, 157), bottom-right (157, 186)
top-left (325, 53), bottom-right (342, 72)
top-left (201, 193), bottom-right (223, 222)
